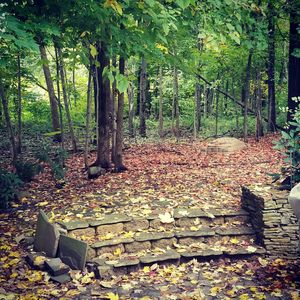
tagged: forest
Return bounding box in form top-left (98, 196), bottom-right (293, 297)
top-left (1, 0), bottom-right (300, 299)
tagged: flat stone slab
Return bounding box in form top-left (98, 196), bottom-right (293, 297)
top-left (45, 258), bottom-right (70, 276)
top-left (91, 238), bottom-right (134, 249)
top-left (216, 227), bottom-right (255, 236)
top-left (140, 250), bottom-right (180, 264)
top-left (113, 258), bottom-right (140, 268)
top-left (50, 273), bottom-right (71, 284)
top-left (181, 250), bottom-right (223, 258)
top-left (175, 229), bottom-right (215, 238)
top-left (58, 235), bottom-right (88, 270)
top-left (34, 210), bottom-right (60, 257)
top-left (135, 232), bottom-right (174, 242)
top-left (206, 137), bottom-right (246, 153)
top-left (58, 220), bottom-right (89, 231)
top-left (89, 214), bottom-right (132, 227)
top-left (174, 209), bottom-right (207, 219)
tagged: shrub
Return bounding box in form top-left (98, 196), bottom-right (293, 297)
top-left (0, 169), bottom-right (23, 209)
top-left (14, 159), bottom-right (43, 182)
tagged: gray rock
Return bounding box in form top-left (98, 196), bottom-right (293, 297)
top-left (45, 258), bottom-right (70, 276)
top-left (175, 228), bottom-right (215, 238)
top-left (113, 258), bottom-right (140, 268)
top-left (26, 252), bottom-right (47, 270)
top-left (288, 183), bottom-right (300, 219)
top-left (57, 220), bottom-right (89, 231)
top-left (33, 210), bottom-right (60, 257)
top-left (91, 238), bottom-right (134, 249)
top-left (50, 273), bottom-right (71, 284)
top-left (135, 231), bottom-right (174, 242)
top-left (140, 250), bottom-right (180, 264)
top-left (88, 166), bottom-right (106, 179)
top-left (181, 250), bottom-right (223, 258)
top-left (216, 227), bottom-right (255, 236)
top-left (58, 235), bottom-right (88, 270)
top-left (90, 214), bottom-right (132, 227)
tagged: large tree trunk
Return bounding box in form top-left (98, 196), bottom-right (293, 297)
top-left (111, 56), bottom-right (117, 163)
top-left (84, 67), bottom-right (92, 168)
top-left (16, 54), bottom-right (22, 154)
top-left (193, 81), bottom-right (201, 139)
top-left (94, 41), bottom-right (111, 169)
top-left (114, 56), bottom-right (127, 172)
top-left (0, 82), bottom-right (17, 163)
top-left (287, 7), bottom-right (300, 122)
top-left (139, 57), bottom-right (147, 137)
top-left (158, 66), bottom-right (164, 138)
top-left (128, 82), bottom-right (135, 138)
top-left (243, 49), bottom-right (253, 142)
top-left (57, 46), bottom-right (78, 152)
top-left (173, 66), bottom-right (180, 140)
top-left (255, 70), bottom-right (264, 140)
top-left (215, 88), bottom-right (219, 136)
top-left (39, 44), bottom-right (61, 142)
top-left (267, 0), bottom-right (276, 132)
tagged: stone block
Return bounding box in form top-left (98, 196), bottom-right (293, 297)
top-left (175, 229), bottom-right (215, 238)
top-left (92, 238), bottom-right (134, 249)
top-left (125, 241), bottom-right (151, 253)
top-left (113, 258), bottom-right (140, 268)
top-left (87, 246), bottom-right (96, 261)
top-left (26, 252), bottom-right (47, 270)
top-left (181, 250), bottom-right (223, 258)
top-left (96, 265), bottom-right (114, 280)
top-left (140, 250), bottom-right (180, 264)
top-left (216, 227), bottom-right (255, 236)
top-left (58, 220), bottom-right (89, 231)
top-left (135, 231), bottom-right (174, 242)
top-left (45, 258), bottom-right (70, 276)
top-left (96, 223), bottom-right (124, 237)
top-left (97, 244), bottom-right (125, 256)
top-left (124, 219), bottom-right (149, 232)
top-left (58, 235), bottom-right (88, 270)
top-left (90, 214), bottom-right (132, 227)
top-left (69, 227), bottom-right (95, 239)
top-left (149, 219), bottom-right (175, 230)
top-left (151, 238), bottom-right (177, 249)
top-left (50, 273), bottom-right (71, 284)
top-left (34, 210), bottom-right (60, 257)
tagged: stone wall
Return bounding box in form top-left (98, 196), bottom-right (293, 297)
top-left (241, 185), bottom-right (299, 258)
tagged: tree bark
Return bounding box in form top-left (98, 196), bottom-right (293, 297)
top-left (84, 67), bottom-right (92, 169)
top-left (267, 0), bottom-right (276, 132)
top-left (39, 44), bottom-right (61, 142)
top-left (0, 81), bottom-right (17, 163)
top-left (128, 82), bottom-right (135, 138)
top-left (287, 6), bottom-right (300, 122)
top-left (194, 81), bottom-right (201, 138)
top-left (16, 54), bottom-right (22, 154)
top-left (215, 88), bottom-right (219, 136)
top-left (158, 66), bottom-right (164, 138)
top-left (111, 56), bottom-right (117, 163)
top-left (115, 56), bottom-right (127, 171)
top-left (57, 46), bottom-right (78, 152)
top-left (243, 49), bottom-right (253, 142)
top-left (94, 41), bottom-right (111, 169)
top-left (139, 57), bottom-right (147, 137)
top-left (173, 66), bottom-right (180, 140)
top-left (255, 70), bottom-right (264, 140)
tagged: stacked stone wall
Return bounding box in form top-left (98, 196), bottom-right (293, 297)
top-left (241, 185), bottom-right (299, 258)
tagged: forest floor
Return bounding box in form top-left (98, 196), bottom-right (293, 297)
top-left (1, 133), bottom-right (300, 299)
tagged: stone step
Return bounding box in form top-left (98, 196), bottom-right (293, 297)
top-left (87, 245), bottom-right (266, 280)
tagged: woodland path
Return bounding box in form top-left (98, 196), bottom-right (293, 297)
top-left (1, 134), bottom-right (300, 299)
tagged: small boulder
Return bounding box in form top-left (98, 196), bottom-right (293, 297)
top-left (88, 166), bottom-right (106, 179)
top-left (288, 183), bottom-right (300, 219)
top-left (206, 137), bottom-right (246, 153)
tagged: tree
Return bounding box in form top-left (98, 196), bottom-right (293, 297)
top-left (139, 57), bottom-right (147, 137)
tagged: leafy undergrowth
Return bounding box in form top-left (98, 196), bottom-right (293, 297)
top-left (1, 134), bottom-right (300, 299)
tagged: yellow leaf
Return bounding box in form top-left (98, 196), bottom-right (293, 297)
top-left (113, 2), bottom-right (122, 15)
top-left (37, 201), bottom-right (48, 207)
top-left (143, 266), bottom-right (150, 273)
top-left (65, 290), bottom-right (81, 296)
top-left (210, 287), bottom-right (221, 296)
top-left (90, 45), bottom-right (98, 58)
top-left (9, 251), bottom-right (20, 258)
top-left (10, 272), bottom-right (18, 278)
top-left (230, 238), bottom-right (239, 244)
top-left (8, 258), bottom-right (20, 266)
top-left (246, 246), bottom-right (257, 253)
top-left (50, 290), bottom-right (61, 297)
top-left (291, 291), bottom-right (300, 300)
top-left (239, 294), bottom-right (249, 300)
top-left (34, 256), bottom-right (46, 265)
top-left (106, 292), bottom-right (119, 300)
top-left (190, 226), bottom-right (198, 231)
top-left (113, 248), bottom-right (122, 257)
top-left (123, 231), bottom-right (134, 238)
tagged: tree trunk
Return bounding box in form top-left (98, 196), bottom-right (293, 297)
top-left (243, 49), bottom-right (253, 142)
top-left (16, 54), bottom-right (22, 154)
top-left (128, 82), bottom-right (135, 138)
top-left (115, 56), bottom-right (127, 172)
top-left (287, 7), bottom-right (300, 122)
top-left (215, 88), bottom-right (219, 136)
top-left (255, 70), bottom-right (264, 140)
top-left (39, 44), bottom-right (61, 142)
top-left (139, 57), bottom-right (147, 137)
top-left (158, 66), bottom-right (164, 138)
top-left (279, 41), bottom-right (287, 85)
top-left (57, 46), bottom-right (78, 152)
top-left (203, 84), bottom-right (207, 119)
top-left (84, 67), bottom-right (92, 168)
top-left (94, 41), bottom-right (111, 169)
top-left (0, 82), bottom-right (17, 163)
top-left (193, 81), bottom-right (201, 139)
top-left (267, 0), bottom-right (276, 132)
top-left (111, 56), bottom-right (117, 163)
top-left (173, 66), bottom-right (180, 140)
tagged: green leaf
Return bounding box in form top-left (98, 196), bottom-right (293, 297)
top-left (90, 45), bottom-right (97, 58)
top-left (176, 0), bottom-right (190, 9)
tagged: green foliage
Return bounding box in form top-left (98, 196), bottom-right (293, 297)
top-left (13, 159), bottom-right (43, 182)
top-left (0, 168), bottom-right (22, 209)
top-left (275, 111), bottom-right (300, 187)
